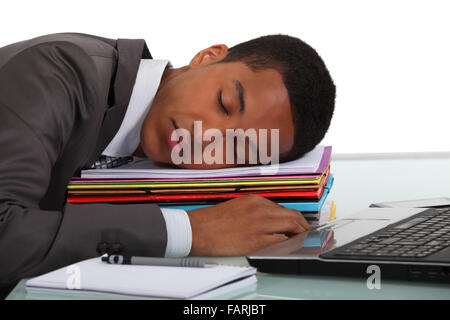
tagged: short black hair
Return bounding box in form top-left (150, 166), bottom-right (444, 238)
top-left (220, 34), bottom-right (336, 162)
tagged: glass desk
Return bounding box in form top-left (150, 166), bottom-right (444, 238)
top-left (6, 155), bottom-right (450, 299)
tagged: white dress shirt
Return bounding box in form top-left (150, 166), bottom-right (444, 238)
top-left (102, 59), bottom-right (192, 258)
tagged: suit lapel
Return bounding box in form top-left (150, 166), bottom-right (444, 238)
top-left (88, 38), bottom-right (152, 164)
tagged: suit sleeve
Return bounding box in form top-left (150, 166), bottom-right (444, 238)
top-left (0, 41), bottom-right (167, 288)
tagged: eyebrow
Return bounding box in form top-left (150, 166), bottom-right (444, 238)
top-left (233, 80), bottom-right (245, 114)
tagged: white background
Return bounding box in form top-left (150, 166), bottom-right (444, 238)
top-left (1, 0), bottom-right (449, 154)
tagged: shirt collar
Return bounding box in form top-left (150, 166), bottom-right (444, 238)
top-left (102, 59), bottom-right (169, 157)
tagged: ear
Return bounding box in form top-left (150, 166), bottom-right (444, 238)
top-left (189, 44), bottom-right (228, 68)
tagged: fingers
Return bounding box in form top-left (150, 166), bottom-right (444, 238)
top-left (237, 194), bottom-right (310, 232)
top-left (263, 217), bottom-right (308, 235)
top-left (259, 234), bottom-right (289, 248)
top-left (290, 209), bottom-right (311, 230)
top-left (266, 208), bottom-right (310, 230)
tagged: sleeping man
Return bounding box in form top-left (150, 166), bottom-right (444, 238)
top-left (0, 33), bottom-right (335, 292)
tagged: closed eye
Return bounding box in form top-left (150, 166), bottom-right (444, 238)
top-left (217, 90), bottom-right (229, 116)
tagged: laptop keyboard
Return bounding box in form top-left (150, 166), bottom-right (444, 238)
top-left (333, 208), bottom-right (450, 259)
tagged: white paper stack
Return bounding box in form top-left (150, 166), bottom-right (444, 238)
top-left (81, 145), bottom-right (328, 179)
top-left (26, 257), bottom-right (257, 300)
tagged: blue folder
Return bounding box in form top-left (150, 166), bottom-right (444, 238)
top-left (160, 174), bottom-right (334, 213)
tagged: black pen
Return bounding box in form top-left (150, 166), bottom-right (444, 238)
top-left (101, 255), bottom-right (211, 268)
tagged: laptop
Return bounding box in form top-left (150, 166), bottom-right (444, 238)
top-left (247, 206), bottom-right (450, 282)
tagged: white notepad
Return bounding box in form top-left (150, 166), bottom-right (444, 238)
top-left (81, 145), bottom-right (326, 179)
top-left (26, 257), bottom-right (257, 299)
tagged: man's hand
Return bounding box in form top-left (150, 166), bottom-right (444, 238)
top-left (187, 194), bottom-right (311, 256)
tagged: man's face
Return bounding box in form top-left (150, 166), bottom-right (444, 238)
top-left (140, 45), bottom-right (295, 169)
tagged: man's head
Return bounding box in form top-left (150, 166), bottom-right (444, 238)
top-left (139, 34), bottom-right (335, 168)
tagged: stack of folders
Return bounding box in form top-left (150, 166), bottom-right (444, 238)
top-left (67, 145), bottom-right (335, 224)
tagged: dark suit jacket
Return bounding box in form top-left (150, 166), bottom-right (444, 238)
top-left (0, 33), bottom-right (168, 290)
